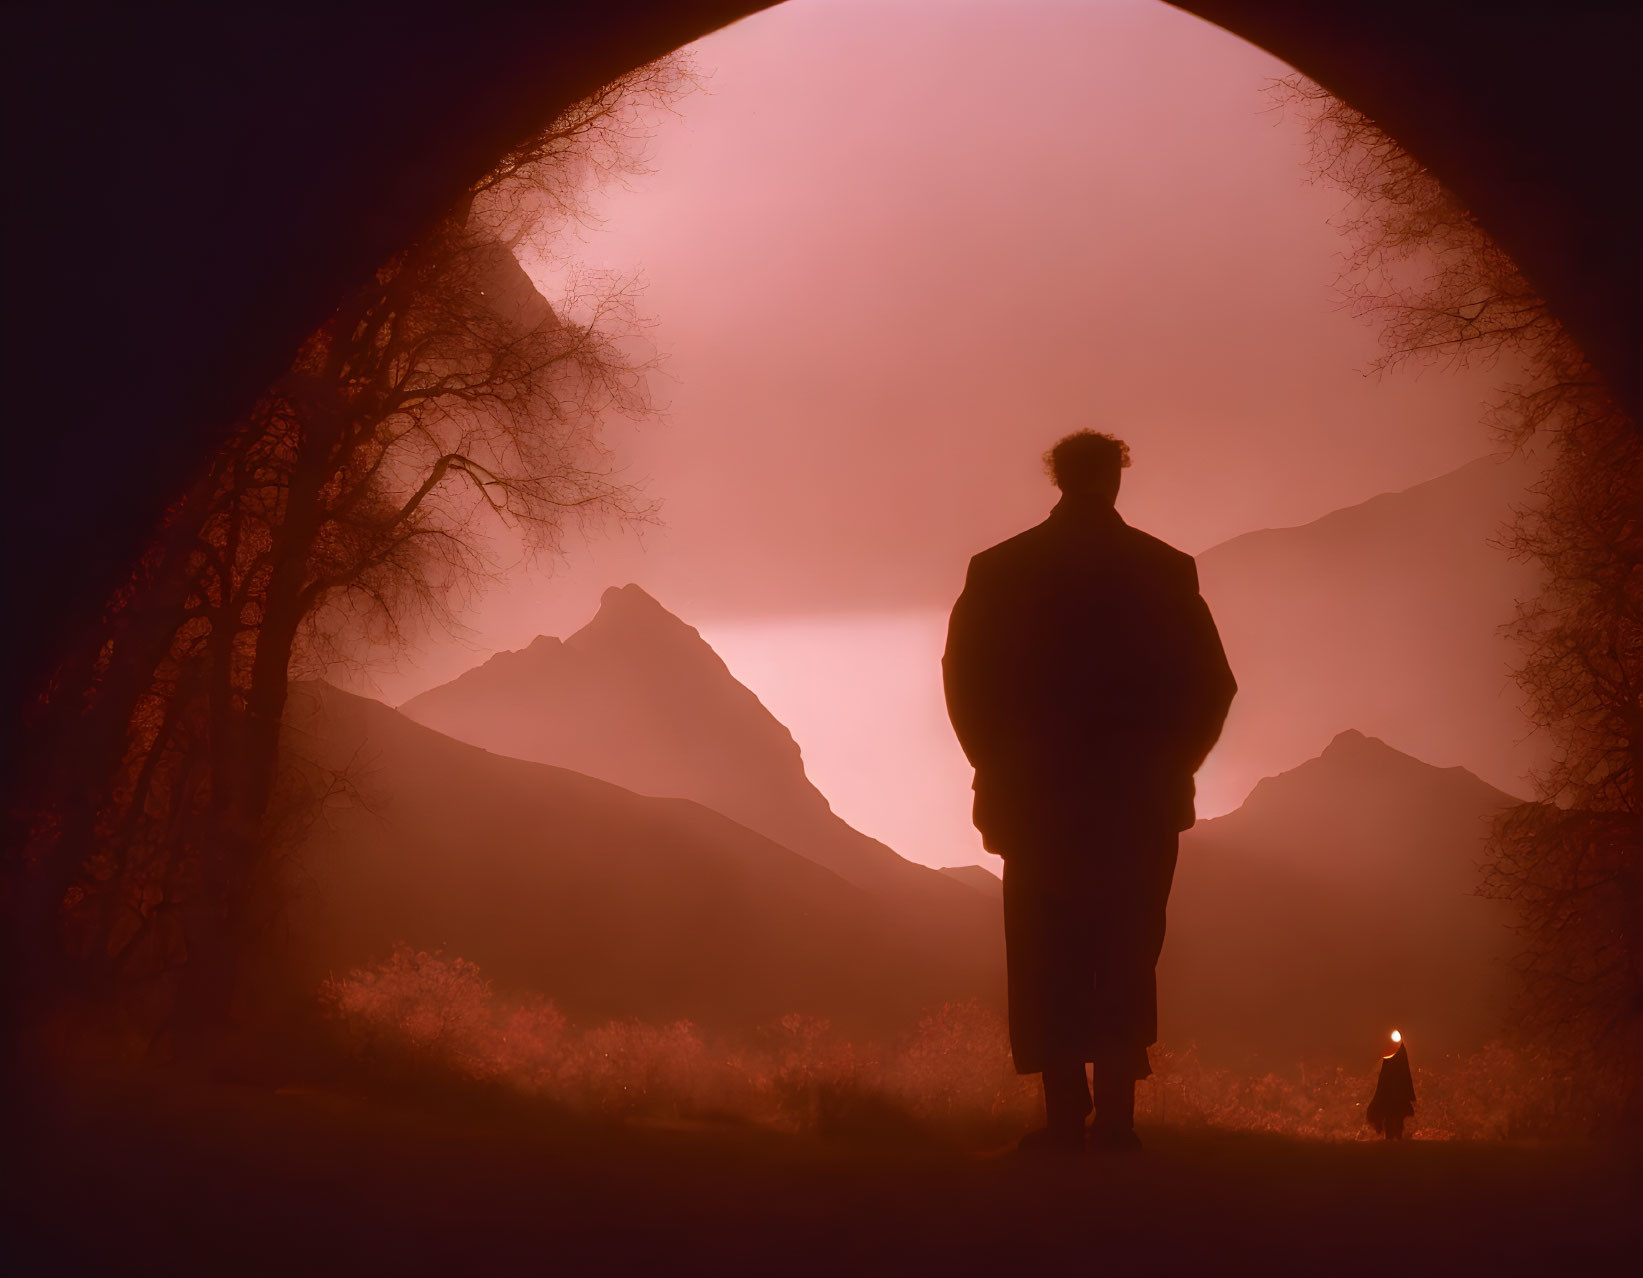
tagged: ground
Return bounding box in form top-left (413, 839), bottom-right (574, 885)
top-left (7, 1075), bottom-right (1638, 1277)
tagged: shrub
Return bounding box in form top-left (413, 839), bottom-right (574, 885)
top-left (321, 949), bottom-right (1587, 1142)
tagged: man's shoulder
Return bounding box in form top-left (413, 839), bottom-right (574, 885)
top-left (966, 515), bottom-right (1197, 588)
top-left (1121, 524), bottom-right (1194, 566)
top-left (968, 520), bottom-right (1055, 572)
top-left (1119, 525), bottom-right (1199, 589)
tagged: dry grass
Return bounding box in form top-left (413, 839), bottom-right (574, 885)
top-left (321, 946), bottom-right (1593, 1143)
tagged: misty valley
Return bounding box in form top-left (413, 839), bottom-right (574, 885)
top-left (252, 454), bottom-right (1537, 1139)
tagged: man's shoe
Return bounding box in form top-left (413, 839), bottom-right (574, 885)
top-left (1016, 1126), bottom-right (1085, 1156)
top-left (1088, 1125), bottom-right (1143, 1154)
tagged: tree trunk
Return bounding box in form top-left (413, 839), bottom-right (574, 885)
top-left (170, 417), bottom-right (333, 1056)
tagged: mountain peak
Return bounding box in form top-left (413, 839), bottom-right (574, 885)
top-left (1218, 727), bottom-right (1513, 842)
top-left (568, 583), bottom-right (698, 650)
top-left (1316, 727), bottom-right (1489, 780)
top-left (399, 585), bottom-right (955, 896)
top-left (599, 582), bottom-right (667, 614)
top-left (1312, 727), bottom-right (1447, 777)
top-left (1320, 727), bottom-right (1377, 757)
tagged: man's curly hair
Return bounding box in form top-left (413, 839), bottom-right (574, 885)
top-left (1044, 430), bottom-right (1131, 492)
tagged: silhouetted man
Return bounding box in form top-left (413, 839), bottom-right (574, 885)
top-left (943, 431), bottom-right (1235, 1153)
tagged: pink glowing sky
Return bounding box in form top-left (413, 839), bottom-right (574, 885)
top-left (352, 0), bottom-right (1507, 870)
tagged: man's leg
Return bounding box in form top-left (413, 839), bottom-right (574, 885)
top-left (1089, 827), bottom-right (1180, 1147)
top-left (1089, 1050), bottom-right (1139, 1149)
top-left (1041, 1058), bottom-right (1092, 1141)
top-left (1004, 855), bottom-right (1096, 1152)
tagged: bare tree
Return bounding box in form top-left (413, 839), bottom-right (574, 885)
top-left (16, 57), bottom-right (694, 1049)
top-left (1276, 77), bottom-right (1642, 1127)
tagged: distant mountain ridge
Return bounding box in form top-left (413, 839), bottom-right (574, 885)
top-left (402, 584), bottom-right (973, 905)
top-left (277, 684), bottom-right (1003, 1034)
top-left (276, 691), bottom-right (1518, 1064)
top-left (1194, 453), bottom-right (1546, 813)
top-left (387, 584), bottom-right (1523, 1064)
top-left (1164, 728), bottom-right (1519, 1063)
top-left (939, 865), bottom-right (1003, 899)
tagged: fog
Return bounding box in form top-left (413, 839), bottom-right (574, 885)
top-left (334, 0), bottom-right (1523, 873)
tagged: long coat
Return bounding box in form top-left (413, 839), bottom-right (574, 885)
top-left (943, 497), bottom-right (1236, 849)
top-left (1367, 1041), bottom-right (1417, 1134)
top-left (942, 496), bottom-right (1236, 1074)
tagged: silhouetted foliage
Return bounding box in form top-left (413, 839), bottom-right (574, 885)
top-left (12, 59), bottom-right (693, 1051)
top-left (1277, 76), bottom-right (1643, 1130)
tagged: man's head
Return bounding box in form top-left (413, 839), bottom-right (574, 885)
top-left (1044, 430), bottom-right (1130, 504)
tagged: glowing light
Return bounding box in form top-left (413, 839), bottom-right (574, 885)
top-left (1391, 1029), bottom-right (1402, 1043)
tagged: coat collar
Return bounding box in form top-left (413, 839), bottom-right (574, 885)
top-left (1048, 494), bottom-right (1125, 529)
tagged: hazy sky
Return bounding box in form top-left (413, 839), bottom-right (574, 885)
top-left (355, 0), bottom-right (1507, 869)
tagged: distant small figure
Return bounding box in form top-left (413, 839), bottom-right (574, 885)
top-left (1366, 1029), bottom-right (1416, 1140)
